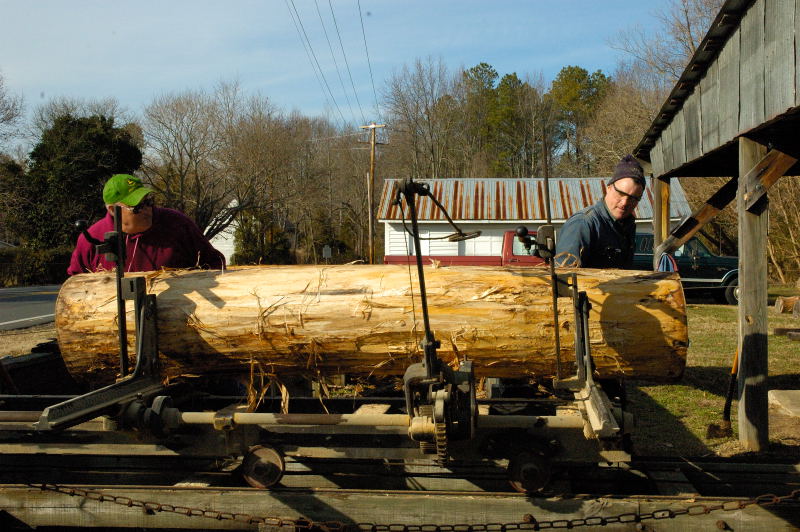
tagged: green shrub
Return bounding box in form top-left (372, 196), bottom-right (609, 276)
top-left (0, 246), bottom-right (73, 287)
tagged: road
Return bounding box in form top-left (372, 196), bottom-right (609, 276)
top-left (0, 285), bottom-right (60, 331)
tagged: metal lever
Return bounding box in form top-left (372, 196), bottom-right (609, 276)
top-left (397, 179), bottom-right (441, 378)
top-left (75, 212), bottom-right (129, 376)
top-left (75, 220), bottom-right (102, 246)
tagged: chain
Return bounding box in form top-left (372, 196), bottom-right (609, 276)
top-left (31, 484), bottom-right (800, 530)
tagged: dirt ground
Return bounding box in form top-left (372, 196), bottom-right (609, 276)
top-left (711, 406), bottom-right (800, 458)
top-left (0, 323), bottom-right (58, 357)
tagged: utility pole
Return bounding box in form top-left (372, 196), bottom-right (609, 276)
top-left (360, 122), bottom-right (386, 264)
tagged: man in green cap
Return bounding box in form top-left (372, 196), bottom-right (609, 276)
top-left (67, 174), bottom-right (225, 274)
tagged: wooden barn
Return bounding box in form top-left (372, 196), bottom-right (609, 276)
top-left (633, 0), bottom-right (800, 450)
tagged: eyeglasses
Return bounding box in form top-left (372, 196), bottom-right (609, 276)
top-left (120, 195), bottom-right (155, 214)
top-left (611, 183), bottom-right (643, 203)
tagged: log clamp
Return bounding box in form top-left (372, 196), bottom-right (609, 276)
top-left (35, 212), bottom-right (164, 431)
top-left (517, 225), bottom-right (622, 440)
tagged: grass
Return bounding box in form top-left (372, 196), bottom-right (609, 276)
top-left (627, 295), bottom-right (800, 458)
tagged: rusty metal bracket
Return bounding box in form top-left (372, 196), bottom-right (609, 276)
top-left (741, 148), bottom-right (797, 212)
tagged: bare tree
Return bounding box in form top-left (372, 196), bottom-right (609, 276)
top-left (610, 0), bottom-right (724, 84)
top-left (0, 72), bottom-right (23, 146)
top-left (141, 82), bottom-right (279, 239)
top-left (383, 57), bottom-right (461, 179)
top-left (526, 73), bottom-right (562, 179)
top-left (27, 96), bottom-right (135, 141)
top-left (583, 62), bottom-right (665, 174)
top-left (142, 88), bottom-right (221, 234)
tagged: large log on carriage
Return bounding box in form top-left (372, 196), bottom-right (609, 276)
top-left (55, 265), bottom-right (688, 387)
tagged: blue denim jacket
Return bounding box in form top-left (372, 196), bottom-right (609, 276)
top-left (554, 199), bottom-right (635, 269)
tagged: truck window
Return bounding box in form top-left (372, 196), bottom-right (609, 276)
top-left (512, 235), bottom-right (532, 256)
top-left (635, 234), bottom-right (653, 254)
top-left (689, 238), bottom-right (712, 257)
top-left (676, 237), bottom-right (712, 258)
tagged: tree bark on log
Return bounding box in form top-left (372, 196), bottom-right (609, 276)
top-left (774, 295), bottom-right (800, 313)
top-left (55, 265), bottom-right (688, 387)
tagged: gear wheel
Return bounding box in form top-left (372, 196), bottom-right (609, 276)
top-left (434, 420), bottom-right (448, 464)
top-left (432, 390), bottom-right (449, 464)
top-left (417, 405), bottom-right (436, 455)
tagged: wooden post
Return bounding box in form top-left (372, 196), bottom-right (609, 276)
top-left (737, 137), bottom-right (769, 451)
top-left (652, 176), bottom-right (671, 269)
top-left (360, 123), bottom-right (386, 264)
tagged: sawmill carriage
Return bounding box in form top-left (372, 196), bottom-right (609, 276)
top-left (0, 179), bottom-right (688, 501)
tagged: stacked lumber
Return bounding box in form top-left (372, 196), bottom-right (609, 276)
top-left (55, 265), bottom-right (689, 387)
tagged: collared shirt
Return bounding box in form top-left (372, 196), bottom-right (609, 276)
top-left (554, 199), bottom-right (636, 269)
top-left (67, 207), bottom-right (225, 275)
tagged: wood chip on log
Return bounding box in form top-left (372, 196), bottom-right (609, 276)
top-left (55, 265), bottom-right (689, 388)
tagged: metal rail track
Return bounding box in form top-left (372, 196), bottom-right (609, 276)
top-left (0, 444), bottom-right (796, 497)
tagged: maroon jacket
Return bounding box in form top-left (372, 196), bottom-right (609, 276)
top-left (67, 207), bottom-right (225, 275)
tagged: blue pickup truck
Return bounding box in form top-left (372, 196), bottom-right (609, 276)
top-left (632, 234), bottom-right (739, 304)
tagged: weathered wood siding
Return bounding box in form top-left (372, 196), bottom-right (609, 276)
top-left (700, 61), bottom-right (720, 150)
top-left (765, 0), bottom-right (794, 117)
top-left (651, 0), bottom-right (798, 176)
top-left (718, 27), bottom-right (741, 143)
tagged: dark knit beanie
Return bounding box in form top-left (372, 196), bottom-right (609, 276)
top-left (609, 154), bottom-right (646, 188)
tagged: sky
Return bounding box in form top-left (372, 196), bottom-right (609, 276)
top-left (0, 0), bottom-right (663, 129)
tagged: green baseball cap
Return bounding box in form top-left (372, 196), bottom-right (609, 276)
top-left (102, 174), bottom-right (153, 206)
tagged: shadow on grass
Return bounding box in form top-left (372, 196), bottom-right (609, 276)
top-left (626, 380), bottom-right (712, 457)
top-left (766, 374), bottom-right (800, 390)
top-left (676, 366), bottom-right (800, 397)
top-left (681, 366), bottom-right (732, 397)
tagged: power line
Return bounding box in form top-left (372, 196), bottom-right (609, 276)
top-left (285, 0), bottom-right (348, 126)
top-left (328, 0), bottom-right (367, 124)
top-left (306, 131), bottom-right (364, 142)
top-left (284, 0), bottom-right (329, 115)
top-left (313, 0), bottom-right (359, 125)
top-left (357, 0), bottom-right (381, 122)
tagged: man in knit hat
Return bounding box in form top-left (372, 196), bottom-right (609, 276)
top-left (68, 174), bottom-right (224, 275)
top-left (554, 154), bottom-right (646, 269)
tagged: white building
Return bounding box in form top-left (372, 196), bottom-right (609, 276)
top-left (209, 223), bottom-right (237, 266)
top-left (377, 177), bottom-right (692, 258)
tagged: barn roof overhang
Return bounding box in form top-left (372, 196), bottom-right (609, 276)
top-left (633, 0), bottom-right (754, 170)
top-left (632, 0), bottom-right (800, 177)
top-left (645, 106), bottom-right (800, 178)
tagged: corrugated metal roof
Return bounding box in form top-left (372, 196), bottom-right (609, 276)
top-left (377, 178), bottom-right (691, 222)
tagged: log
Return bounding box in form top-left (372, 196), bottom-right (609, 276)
top-left (55, 265), bottom-right (688, 387)
top-left (774, 295), bottom-right (800, 313)
top-left (773, 328), bottom-right (800, 336)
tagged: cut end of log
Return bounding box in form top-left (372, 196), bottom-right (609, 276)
top-left (774, 295), bottom-right (800, 313)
